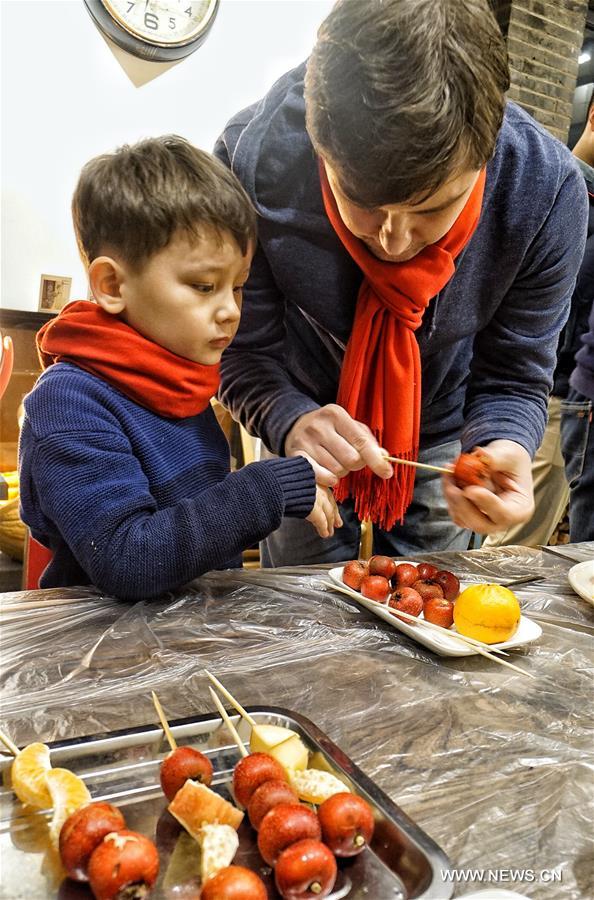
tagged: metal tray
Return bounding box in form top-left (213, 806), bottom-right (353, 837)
top-left (0, 707), bottom-right (452, 899)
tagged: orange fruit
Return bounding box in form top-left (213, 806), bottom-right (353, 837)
top-left (454, 583), bottom-right (521, 644)
top-left (45, 768), bottom-right (91, 844)
top-left (11, 742), bottom-right (52, 808)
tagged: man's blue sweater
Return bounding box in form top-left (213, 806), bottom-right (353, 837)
top-left (18, 362), bottom-right (316, 600)
top-left (215, 63), bottom-right (589, 460)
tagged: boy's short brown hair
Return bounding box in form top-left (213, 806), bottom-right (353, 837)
top-left (72, 135), bottom-right (257, 268)
top-left (305, 0), bottom-right (510, 208)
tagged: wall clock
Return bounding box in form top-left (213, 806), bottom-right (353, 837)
top-left (83, 0), bottom-right (220, 63)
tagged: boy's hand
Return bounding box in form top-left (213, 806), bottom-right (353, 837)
top-left (306, 484), bottom-right (343, 538)
top-left (285, 405), bottom-right (393, 487)
top-left (442, 440), bottom-right (534, 534)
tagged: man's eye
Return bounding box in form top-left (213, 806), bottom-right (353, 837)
top-left (193, 283), bottom-right (213, 294)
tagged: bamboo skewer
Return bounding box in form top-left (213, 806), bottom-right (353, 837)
top-left (0, 729), bottom-right (19, 757)
top-left (208, 687), bottom-right (248, 758)
top-left (383, 454), bottom-right (451, 476)
top-left (204, 670), bottom-right (256, 727)
top-left (322, 581), bottom-right (535, 680)
top-left (151, 691), bottom-right (177, 752)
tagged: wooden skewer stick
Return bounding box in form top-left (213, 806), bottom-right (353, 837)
top-left (0, 729), bottom-right (19, 757)
top-left (204, 670), bottom-right (256, 728)
top-left (151, 691), bottom-right (177, 752)
top-left (322, 581), bottom-right (535, 680)
top-left (383, 454), bottom-right (451, 476)
top-left (208, 687), bottom-right (248, 758)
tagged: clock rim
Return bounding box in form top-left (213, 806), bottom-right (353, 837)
top-left (84, 0), bottom-right (220, 61)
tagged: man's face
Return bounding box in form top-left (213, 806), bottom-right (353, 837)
top-left (118, 228), bottom-right (252, 365)
top-left (324, 162), bottom-right (482, 263)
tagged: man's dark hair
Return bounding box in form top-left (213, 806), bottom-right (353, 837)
top-left (72, 135), bottom-right (257, 268)
top-left (305, 0), bottom-right (510, 208)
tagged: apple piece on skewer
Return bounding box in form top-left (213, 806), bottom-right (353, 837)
top-left (168, 780), bottom-right (244, 836)
top-left (198, 823), bottom-right (239, 884)
top-left (249, 724), bottom-right (296, 754)
top-left (287, 768), bottom-right (349, 805)
top-left (267, 734), bottom-right (309, 772)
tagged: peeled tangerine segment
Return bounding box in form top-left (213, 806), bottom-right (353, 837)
top-left (46, 768), bottom-right (91, 844)
top-left (168, 780), bottom-right (244, 839)
top-left (11, 742), bottom-right (52, 809)
top-left (249, 724), bottom-right (297, 753)
top-left (288, 768), bottom-right (348, 805)
top-left (198, 823), bottom-right (239, 884)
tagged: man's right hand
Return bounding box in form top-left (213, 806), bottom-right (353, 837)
top-left (285, 404), bottom-right (393, 487)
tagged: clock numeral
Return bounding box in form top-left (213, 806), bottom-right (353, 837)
top-left (126, 1), bottom-right (134, 12)
top-left (185, 6), bottom-right (192, 15)
top-left (144, 11), bottom-right (159, 30)
top-left (169, 16), bottom-right (176, 29)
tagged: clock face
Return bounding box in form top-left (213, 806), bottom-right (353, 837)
top-left (102, 0), bottom-right (217, 47)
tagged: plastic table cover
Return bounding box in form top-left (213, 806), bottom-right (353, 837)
top-left (1, 542), bottom-right (593, 899)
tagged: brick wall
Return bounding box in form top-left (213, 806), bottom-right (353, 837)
top-left (491, 0), bottom-right (588, 141)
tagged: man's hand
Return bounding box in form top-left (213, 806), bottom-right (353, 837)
top-left (306, 484), bottom-right (343, 538)
top-left (285, 404), bottom-right (393, 487)
top-left (442, 439), bottom-right (534, 534)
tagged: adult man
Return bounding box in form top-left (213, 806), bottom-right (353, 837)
top-left (216, 0), bottom-right (588, 565)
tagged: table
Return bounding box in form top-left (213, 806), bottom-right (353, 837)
top-left (1, 543), bottom-right (593, 899)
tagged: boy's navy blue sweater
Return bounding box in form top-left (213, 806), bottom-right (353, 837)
top-left (18, 362), bottom-right (316, 600)
top-left (215, 64), bottom-right (589, 460)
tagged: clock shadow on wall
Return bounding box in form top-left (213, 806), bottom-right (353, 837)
top-left (83, 0), bottom-right (219, 86)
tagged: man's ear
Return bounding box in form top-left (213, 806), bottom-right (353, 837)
top-left (88, 257), bottom-right (126, 315)
top-left (588, 100), bottom-right (594, 132)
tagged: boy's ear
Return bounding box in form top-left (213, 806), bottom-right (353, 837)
top-left (88, 257), bottom-right (126, 315)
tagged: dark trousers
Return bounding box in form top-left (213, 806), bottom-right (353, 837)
top-left (561, 388), bottom-right (594, 542)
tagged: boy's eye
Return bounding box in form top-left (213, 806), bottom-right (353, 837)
top-left (192, 283), bottom-right (213, 294)
top-left (233, 284), bottom-right (245, 295)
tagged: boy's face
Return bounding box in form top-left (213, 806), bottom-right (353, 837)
top-left (118, 228), bottom-right (252, 365)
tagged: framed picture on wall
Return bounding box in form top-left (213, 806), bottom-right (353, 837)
top-left (38, 275), bottom-right (72, 313)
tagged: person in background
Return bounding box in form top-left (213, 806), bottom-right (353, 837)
top-left (214, 0), bottom-right (588, 566)
top-left (18, 137), bottom-right (339, 600)
top-left (484, 95), bottom-right (594, 549)
top-left (560, 96), bottom-right (594, 543)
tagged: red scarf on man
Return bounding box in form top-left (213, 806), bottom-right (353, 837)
top-left (37, 300), bottom-right (220, 418)
top-left (320, 164), bottom-right (486, 530)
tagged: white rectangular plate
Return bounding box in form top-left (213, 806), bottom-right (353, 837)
top-left (329, 566), bottom-right (542, 658)
top-left (568, 560), bottom-right (594, 607)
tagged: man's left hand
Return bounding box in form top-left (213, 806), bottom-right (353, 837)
top-left (442, 439), bottom-right (534, 535)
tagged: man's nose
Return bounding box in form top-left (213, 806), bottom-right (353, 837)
top-left (379, 213), bottom-right (411, 256)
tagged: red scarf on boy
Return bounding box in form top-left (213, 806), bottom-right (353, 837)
top-left (37, 300), bottom-right (220, 418)
top-left (320, 164), bottom-right (486, 530)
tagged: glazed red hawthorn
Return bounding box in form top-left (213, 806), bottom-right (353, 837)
top-left (318, 792), bottom-right (375, 857)
top-left (416, 563), bottom-right (439, 580)
top-left (432, 570), bottom-right (460, 601)
top-left (360, 575), bottom-right (390, 603)
top-left (232, 752), bottom-right (287, 808)
top-left (368, 555), bottom-right (396, 579)
top-left (200, 865), bottom-right (268, 900)
top-left (391, 563), bottom-right (419, 589)
top-left (275, 839), bottom-right (337, 900)
top-left (423, 597), bottom-right (455, 629)
top-left (160, 745), bottom-right (214, 802)
top-left (87, 830), bottom-right (159, 900)
top-left (257, 803), bottom-right (321, 867)
top-left (59, 802), bottom-right (126, 881)
top-left (342, 560), bottom-right (368, 590)
top-left (388, 588), bottom-right (423, 622)
top-left (453, 450), bottom-right (491, 489)
top-left (247, 778), bottom-right (299, 830)
top-left (411, 580), bottom-right (444, 601)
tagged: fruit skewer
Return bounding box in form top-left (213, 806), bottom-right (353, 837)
top-left (151, 690), bottom-right (178, 752)
top-left (0, 727), bottom-right (19, 757)
top-left (322, 580), bottom-right (535, 679)
top-left (383, 454), bottom-right (450, 475)
top-left (204, 669), bottom-right (257, 727)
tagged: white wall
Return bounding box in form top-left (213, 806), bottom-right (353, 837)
top-left (1, 0), bottom-right (333, 310)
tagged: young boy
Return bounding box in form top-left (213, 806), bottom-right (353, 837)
top-left (18, 136), bottom-right (340, 600)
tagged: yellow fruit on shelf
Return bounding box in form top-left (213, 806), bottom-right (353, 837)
top-left (45, 768), bottom-right (91, 844)
top-left (11, 742), bottom-right (52, 809)
top-left (454, 583), bottom-right (521, 644)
